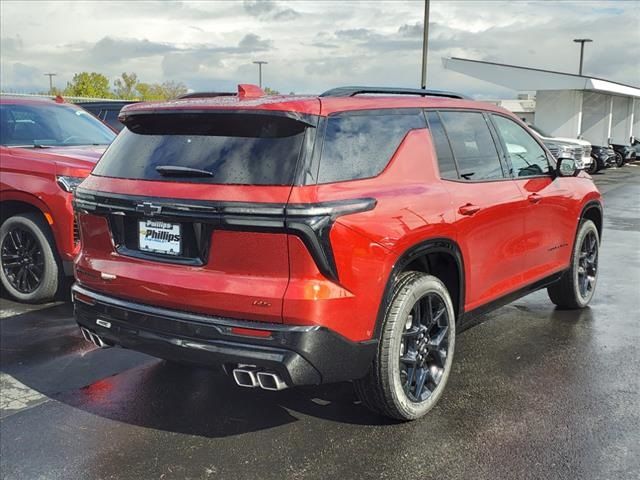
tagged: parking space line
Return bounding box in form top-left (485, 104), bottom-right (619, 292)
top-left (0, 373), bottom-right (50, 420)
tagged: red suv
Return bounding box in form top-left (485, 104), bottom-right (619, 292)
top-left (72, 85), bottom-right (602, 420)
top-left (0, 96), bottom-right (115, 302)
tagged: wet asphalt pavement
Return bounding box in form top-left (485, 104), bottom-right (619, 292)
top-left (1, 166), bottom-right (639, 480)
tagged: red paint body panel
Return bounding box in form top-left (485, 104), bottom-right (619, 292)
top-left (0, 97), bottom-right (106, 263)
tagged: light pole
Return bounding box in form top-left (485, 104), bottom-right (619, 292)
top-left (252, 61), bottom-right (268, 88)
top-left (573, 38), bottom-right (592, 76)
top-left (44, 73), bottom-right (57, 94)
top-left (420, 0), bottom-right (430, 88)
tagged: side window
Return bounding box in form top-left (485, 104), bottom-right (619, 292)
top-left (318, 112), bottom-right (426, 183)
top-left (426, 111), bottom-right (457, 180)
top-left (439, 111), bottom-right (505, 181)
top-left (492, 115), bottom-right (551, 177)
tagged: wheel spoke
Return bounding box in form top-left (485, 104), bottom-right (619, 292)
top-left (433, 307), bottom-right (446, 326)
top-left (414, 369), bottom-right (429, 399)
top-left (400, 348), bottom-right (418, 365)
top-left (402, 325), bottom-right (423, 339)
top-left (430, 349), bottom-right (446, 368)
top-left (8, 231), bottom-right (20, 250)
top-left (428, 325), bottom-right (449, 349)
top-left (413, 300), bottom-right (422, 327)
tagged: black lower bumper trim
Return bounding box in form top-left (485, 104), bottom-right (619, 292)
top-left (72, 284), bottom-right (377, 386)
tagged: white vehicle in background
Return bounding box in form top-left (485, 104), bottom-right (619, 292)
top-left (527, 124), bottom-right (594, 172)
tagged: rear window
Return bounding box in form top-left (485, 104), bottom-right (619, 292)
top-left (318, 111), bottom-right (426, 183)
top-left (92, 113), bottom-right (309, 185)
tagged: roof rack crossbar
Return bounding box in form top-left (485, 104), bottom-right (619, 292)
top-left (319, 86), bottom-right (469, 100)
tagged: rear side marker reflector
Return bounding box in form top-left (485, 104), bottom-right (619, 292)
top-left (73, 291), bottom-right (96, 306)
top-left (230, 327), bottom-right (273, 338)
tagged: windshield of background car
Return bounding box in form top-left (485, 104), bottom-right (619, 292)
top-left (529, 125), bottom-right (553, 138)
top-left (0, 103), bottom-right (116, 147)
top-left (92, 112), bottom-right (310, 185)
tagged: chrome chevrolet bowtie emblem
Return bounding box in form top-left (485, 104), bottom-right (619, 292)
top-left (136, 202), bottom-right (162, 216)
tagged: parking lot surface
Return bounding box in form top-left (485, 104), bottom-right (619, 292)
top-left (1, 166), bottom-right (639, 480)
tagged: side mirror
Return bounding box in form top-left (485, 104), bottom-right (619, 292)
top-left (556, 156), bottom-right (579, 177)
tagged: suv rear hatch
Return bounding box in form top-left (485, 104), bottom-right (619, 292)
top-left (74, 106), bottom-right (319, 323)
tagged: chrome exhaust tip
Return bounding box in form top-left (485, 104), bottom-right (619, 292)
top-left (79, 327), bottom-right (111, 349)
top-left (80, 327), bottom-right (92, 343)
top-left (257, 372), bottom-right (288, 391)
top-left (92, 332), bottom-right (110, 348)
top-left (232, 368), bottom-right (259, 388)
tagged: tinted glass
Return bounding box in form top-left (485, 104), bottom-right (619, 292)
top-left (103, 109), bottom-right (124, 131)
top-left (0, 103), bottom-right (115, 147)
top-left (318, 111), bottom-right (426, 183)
top-left (93, 113), bottom-right (307, 185)
top-left (439, 111), bottom-right (504, 181)
top-left (426, 111), bottom-right (457, 179)
top-left (492, 115), bottom-right (551, 177)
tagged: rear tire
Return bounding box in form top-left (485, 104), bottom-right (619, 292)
top-left (548, 220), bottom-right (599, 309)
top-left (614, 152), bottom-right (624, 168)
top-left (0, 213), bottom-right (61, 303)
top-left (354, 271), bottom-right (456, 421)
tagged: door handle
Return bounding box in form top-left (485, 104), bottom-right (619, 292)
top-left (458, 203), bottom-right (481, 216)
top-left (528, 193), bottom-right (542, 204)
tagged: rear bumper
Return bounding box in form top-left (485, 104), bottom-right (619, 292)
top-left (72, 284), bottom-right (377, 386)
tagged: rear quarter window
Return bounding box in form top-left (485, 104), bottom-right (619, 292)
top-left (318, 111), bottom-right (426, 183)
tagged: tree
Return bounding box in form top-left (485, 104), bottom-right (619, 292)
top-left (113, 72), bottom-right (138, 99)
top-left (159, 81), bottom-right (188, 100)
top-left (135, 82), bottom-right (164, 101)
top-left (63, 72), bottom-right (113, 98)
top-left (264, 87), bottom-right (280, 95)
top-left (136, 81), bottom-right (187, 101)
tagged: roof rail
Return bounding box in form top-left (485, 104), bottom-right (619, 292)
top-left (319, 86), bottom-right (469, 100)
top-left (177, 92), bottom-right (236, 99)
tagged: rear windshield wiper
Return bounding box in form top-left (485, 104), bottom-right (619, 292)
top-left (155, 165), bottom-right (214, 177)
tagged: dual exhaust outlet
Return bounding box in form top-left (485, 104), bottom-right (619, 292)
top-left (232, 366), bottom-right (288, 391)
top-left (80, 327), bottom-right (111, 349)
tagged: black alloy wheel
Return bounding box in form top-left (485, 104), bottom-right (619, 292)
top-left (399, 293), bottom-right (450, 402)
top-left (614, 151), bottom-right (624, 168)
top-left (1, 227), bottom-right (45, 294)
top-left (577, 229), bottom-right (598, 301)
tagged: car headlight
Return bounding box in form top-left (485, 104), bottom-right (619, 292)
top-left (56, 175), bottom-right (85, 193)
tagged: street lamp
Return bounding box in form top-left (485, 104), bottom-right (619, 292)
top-left (573, 38), bottom-right (592, 76)
top-left (252, 61), bottom-right (268, 88)
top-left (420, 0), bottom-right (431, 89)
top-left (44, 73), bottom-right (57, 94)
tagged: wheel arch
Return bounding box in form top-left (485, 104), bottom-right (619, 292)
top-left (0, 191), bottom-right (53, 225)
top-left (373, 237), bottom-right (465, 339)
top-left (580, 200), bottom-right (603, 241)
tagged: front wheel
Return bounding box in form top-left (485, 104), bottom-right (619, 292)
top-left (585, 159), bottom-right (598, 175)
top-left (0, 213), bottom-right (61, 303)
top-left (354, 272), bottom-right (456, 421)
top-left (548, 220), bottom-right (599, 309)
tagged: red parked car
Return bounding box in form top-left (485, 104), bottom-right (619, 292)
top-left (0, 95), bottom-right (115, 303)
top-left (72, 85), bottom-right (602, 420)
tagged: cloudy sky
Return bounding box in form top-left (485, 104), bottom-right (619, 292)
top-left (1, 0), bottom-right (638, 98)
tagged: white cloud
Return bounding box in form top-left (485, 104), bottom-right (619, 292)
top-left (1, 0), bottom-right (638, 96)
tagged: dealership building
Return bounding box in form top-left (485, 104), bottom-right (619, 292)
top-left (444, 57), bottom-right (640, 147)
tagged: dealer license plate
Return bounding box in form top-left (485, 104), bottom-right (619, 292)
top-left (138, 220), bottom-right (181, 256)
